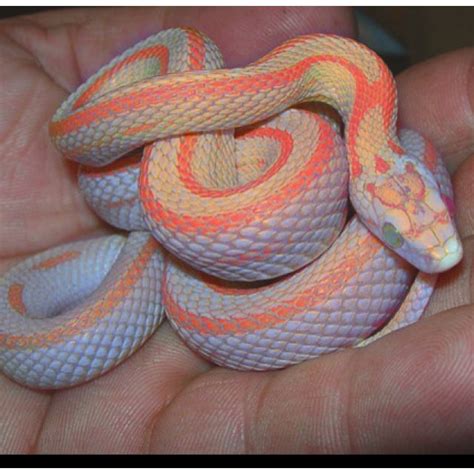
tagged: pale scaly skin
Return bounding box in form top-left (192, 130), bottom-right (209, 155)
top-left (163, 129), bottom-right (454, 369)
top-left (0, 233), bottom-right (165, 389)
top-left (0, 28), bottom-right (463, 389)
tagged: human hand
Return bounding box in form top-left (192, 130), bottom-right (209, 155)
top-left (0, 7), bottom-right (472, 453)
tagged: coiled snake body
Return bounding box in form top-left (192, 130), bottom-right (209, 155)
top-left (0, 28), bottom-right (463, 389)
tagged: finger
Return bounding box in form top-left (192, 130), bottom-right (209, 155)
top-left (453, 154), bottom-right (474, 240)
top-left (35, 322), bottom-right (211, 453)
top-left (161, 6), bottom-right (356, 67)
top-left (18, 6), bottom-right (355, 87)
top-left (148, 303), bottom-right (473, 453)
top-left (0, 27), bottom-right (105, 262)
top-left (0, 376), bottom-right (51, 453)
top-left (425, 154), bottom-right (474, 317)
top-left (397, 47), bottom-right (474, 172)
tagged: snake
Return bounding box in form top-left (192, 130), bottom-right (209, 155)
top-left (0, 28), bottom-right (463, 389)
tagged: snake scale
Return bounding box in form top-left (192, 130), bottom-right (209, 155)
top-left (0, 28), bottom-right (462, 389)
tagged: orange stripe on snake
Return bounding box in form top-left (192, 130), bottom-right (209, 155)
top-left (0, 236), bottom-right (159, 350)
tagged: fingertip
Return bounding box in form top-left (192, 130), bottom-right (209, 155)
top-left (396, 47), bottom-right (474, 173)
top-left (452, 154), bottom-right (474, 238)
top-left (30, 7), bottom-right (356, 86)
top-left (163, 6), bottom-right (356, 67)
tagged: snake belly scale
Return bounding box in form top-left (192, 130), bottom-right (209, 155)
top-left (0, 28), bottom-right (462, 389)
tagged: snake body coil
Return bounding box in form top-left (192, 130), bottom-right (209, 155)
top-left (0, 28), bottom-right (462, 389)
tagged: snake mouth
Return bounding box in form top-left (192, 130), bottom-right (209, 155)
top-left (416, 234), bottom-right (463, 274)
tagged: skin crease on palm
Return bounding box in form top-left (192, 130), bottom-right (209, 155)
top-left (0, 7), bottom-right (472, 454)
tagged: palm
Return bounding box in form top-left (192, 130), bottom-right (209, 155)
top-left (0, 7), bottom-right (472, 453)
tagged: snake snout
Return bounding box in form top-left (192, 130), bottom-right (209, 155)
top-left (426, 233), bottom-right (463, 273)
top-left (400, 223), bottom-right (463, 274)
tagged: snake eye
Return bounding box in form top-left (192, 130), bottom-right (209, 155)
top-left (382, 222), bottom-right (404, 248)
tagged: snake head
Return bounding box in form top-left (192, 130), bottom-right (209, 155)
top-left (356, 157), bottom-right (462, 274)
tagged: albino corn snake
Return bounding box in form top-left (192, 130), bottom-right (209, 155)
top-left (0, 28), bottom-right (463, 389)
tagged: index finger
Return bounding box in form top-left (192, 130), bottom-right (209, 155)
top-left (14, 6), bottom-right (356, 89)
top-left (396, 47), bottom-right (474, 172)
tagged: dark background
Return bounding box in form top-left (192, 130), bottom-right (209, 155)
top-left (1, 6), bottom-right (473, 74)
top-left (359, 7), bottom-right (473, 65)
